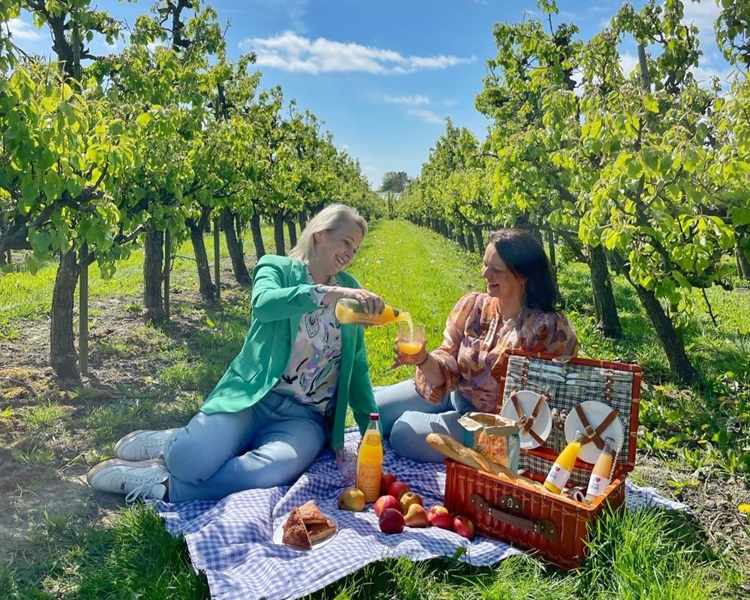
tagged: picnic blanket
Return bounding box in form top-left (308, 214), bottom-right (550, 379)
top-left (157, 429), bottom-right (688, 600)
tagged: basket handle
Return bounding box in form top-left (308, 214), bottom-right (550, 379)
top-left (470, 493), bottom-right (558, 540)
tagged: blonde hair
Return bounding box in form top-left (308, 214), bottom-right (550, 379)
top-left (288, 203), bottom-right (368, 264)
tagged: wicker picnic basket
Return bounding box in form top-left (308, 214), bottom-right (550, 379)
top-left (443, 349), bottom-right (642, 570)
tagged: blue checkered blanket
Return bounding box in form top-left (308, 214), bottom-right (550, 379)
top-left (157, 429), bottom-right (688, 600)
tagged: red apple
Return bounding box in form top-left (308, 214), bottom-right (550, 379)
top-left (403, 503), bottom-right (429, 528)
top-left (373, 494), bottom-right (400, 517)
top-left (398, 491), bottom-right (423, 514)
top-left (378, 508), bottom-right (405, 534)
top-left (387, 480), bottom-right (411, 500)
top-left (452, 515), bottom-right (475, 540)
top-left (426, 505), bottom-right (452, 529)
top-left (380, 471), bottom-right (397, 495)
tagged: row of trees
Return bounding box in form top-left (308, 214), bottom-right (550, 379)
top-left (0, 0), bottom-right (382, 381)
top-left (397, 0), bottom-right (750, 384)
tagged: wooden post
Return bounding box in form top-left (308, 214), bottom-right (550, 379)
top-left (214, 216), bottom-right (221, 302)
top-left (78, 244), bottom-right (88, 375)
top-left (164, 230), bottom-right (171, 322)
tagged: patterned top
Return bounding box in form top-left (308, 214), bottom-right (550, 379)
top-left (415, 292), bottom-right (578, 413)
top-left (272, 271), bottom-right (341, 416)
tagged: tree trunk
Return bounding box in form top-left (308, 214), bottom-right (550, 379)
top-left (250, 213), bottom-right (265, 261)
top-left (466, 228), bottom-right (475, 253)
top-left (273, 213), bottom-right (285, 255)
top-left (286, 218), bottom-right (297, 249)
top-left (188, 217), bottom-right (217, 301)
top-left (221, 207), bottom-right (251, 285)
top-left (143, 226), bottom-right (166, 324)
top-left (456, 228), bottom-right (466, 249)
top-left (736, 237), bottom-right (750, 280)
top-left (50, 249), bottom-right (80, 382)
top-left (472, 226), bottom-right (484, 254)
top-left (589, 244), bottom-right (622, 338)
top-left (634, 283), bottom-right (699, 384)
top-left (547, 229), bottom-right (556, 269)
top-left (298, 210), bottom-right (307, 232)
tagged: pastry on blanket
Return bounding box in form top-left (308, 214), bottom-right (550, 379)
top-left (281, 507), bottom-right (312, 549)
top-left (306, 517), bottom-right (337, 543)
top-left (298, 500), bottom-right (329, 525)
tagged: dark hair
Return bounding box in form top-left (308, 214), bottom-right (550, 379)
top-left (488, 229), bottom-right (562, 311)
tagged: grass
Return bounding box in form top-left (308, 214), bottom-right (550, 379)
top-left (0, 219), bottom-right (747, 598)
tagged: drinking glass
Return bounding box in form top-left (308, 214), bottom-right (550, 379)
top-left (397, 321), bottom-right (425, 357)
top-left (335, 442), bottom-right (359, 486)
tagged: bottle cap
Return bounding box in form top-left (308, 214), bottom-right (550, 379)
top-left (369, 412), bottom-right (379, 420)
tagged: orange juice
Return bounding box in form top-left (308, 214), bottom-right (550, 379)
top-left (544, 431), bottom-right (583, 494)
top-left (397, 341), bottom-right (422, 355)
top-left (356, 413), bottom-right (383, 502)
top-left (585, 436), bottom-right (615, 502)
top-left (335, 298), bottom-right (410, 327)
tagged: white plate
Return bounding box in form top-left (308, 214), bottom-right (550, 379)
top-left (564, 400), bottom-right (624, 464)
top-left (500, 389), bottom-right (552, 449)
top-left (273, 512), bottom-right (338, 551)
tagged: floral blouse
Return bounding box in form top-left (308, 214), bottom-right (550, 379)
top-left (415, 292), bottom-right (578, 413)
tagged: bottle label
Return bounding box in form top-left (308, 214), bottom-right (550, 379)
top-left (545, 462), bottom-right (572, 490)
top-left (586, 474), bottom-right (611, 499)
top-left (356, 464), bottom-right (381, 502)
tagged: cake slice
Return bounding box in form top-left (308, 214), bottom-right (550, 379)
top-left (298, 500), bottom-right (328, 525)
top-left (306, 517), bottom-right (337, 543)
top-left (281, 507), bottom-right (312, 549)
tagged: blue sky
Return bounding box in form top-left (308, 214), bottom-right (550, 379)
top-left (7, 0), bottom-right (728, 188)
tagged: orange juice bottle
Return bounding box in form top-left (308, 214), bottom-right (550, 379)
top-left (356, 413), bottom-right (383, 502)
top-left (335, 298), bottom-right (410, 327)
top-left (585, 436), bottom-right (615, 502)
top-left (543, 431), bottom-right (583, 494)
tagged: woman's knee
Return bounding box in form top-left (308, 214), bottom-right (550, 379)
top-left (389, 413), bottom-right (446, 463)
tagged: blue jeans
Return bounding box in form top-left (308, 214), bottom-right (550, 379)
top-left (374, 379), bottom-right (474, 463)
top-left (164, 390), bottom-right (326, 502)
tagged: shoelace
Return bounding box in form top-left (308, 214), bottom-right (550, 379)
top-left (124, 474), bottom-right (165, 504)
top-left (140, 440), bottom-right (166, 460)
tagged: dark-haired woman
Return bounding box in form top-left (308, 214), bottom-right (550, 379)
top-left (375, 229), bottom-right (578, 463)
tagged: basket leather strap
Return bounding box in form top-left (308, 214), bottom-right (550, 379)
top-left (574, 404), bottom-right (620, 450)
top-left (510, 390), bottom-right (546, 446)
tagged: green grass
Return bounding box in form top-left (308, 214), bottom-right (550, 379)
top-left (0, 218), bottom-right (747, 599)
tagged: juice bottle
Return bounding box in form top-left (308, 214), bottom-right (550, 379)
top-left (335, 298), bottom-right (411, 327)
top-left (543, 431), bottom-right (584, 494)
top-left (356, 413), bottom-right (383, 502)
top-left (585, 436), bottom-right (615, 502)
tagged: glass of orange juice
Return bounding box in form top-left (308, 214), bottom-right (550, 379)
top-left (397, 321), bottom-right (425, 356)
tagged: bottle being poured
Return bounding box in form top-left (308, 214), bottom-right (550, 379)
top-left (335, 298), bottom-right (411, 327)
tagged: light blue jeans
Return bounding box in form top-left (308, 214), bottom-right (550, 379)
top-left (374, 379), bottom-right (474, 463)
top-left (164, 390), bottom-right (327, 502)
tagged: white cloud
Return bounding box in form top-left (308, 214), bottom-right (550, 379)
top-left (384, 94), bottom-right (430, 105)
top-left (7, 17), bottom-right (43, 41)
top-left (406, 108), bottom-right (445, 124)
top-left (620, 51), bottom-right (639, 78)
top-left (239, 31), bottom-right (474, 74)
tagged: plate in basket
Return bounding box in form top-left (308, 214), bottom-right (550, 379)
top-left (500, 389), bottom-right (552, 449)
top-left (273, 512), bottom-right (339, 551)
top-left (564, 400), bottom-right (624, 464)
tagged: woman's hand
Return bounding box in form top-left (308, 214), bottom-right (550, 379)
top-left (390, 338), bottom-right (428, 369)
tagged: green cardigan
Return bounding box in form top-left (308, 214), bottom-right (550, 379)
top-left (199, 254), bottom-right (378, 449)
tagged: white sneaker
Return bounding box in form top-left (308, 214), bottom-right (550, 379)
top-left (87, 459), bottom-right (169, 503)
top-left (114, 429), bottom-right (177, 461)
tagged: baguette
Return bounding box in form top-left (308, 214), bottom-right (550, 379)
top-left (425, 433), bottom-right (547, 493)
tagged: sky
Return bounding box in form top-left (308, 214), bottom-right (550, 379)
top-left (6, 0), bottom-right (730, 189)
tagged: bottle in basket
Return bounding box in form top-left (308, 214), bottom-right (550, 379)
top-left (585, 436), bottom-right (615, 502)
top-left (356, 413), bottom-right (383, 502)
top-left (544, 430), bottom-right (583, 494)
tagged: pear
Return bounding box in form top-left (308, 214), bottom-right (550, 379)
top-left (337, 486), bottom-right (366, 511)
top-left (403, 503), bottom-right (429, 528)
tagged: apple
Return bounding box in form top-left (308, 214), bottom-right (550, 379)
top-left (380, 471), bottom-right (397, 495)
top-left (452, 515), bottom-right (475, 540)
top-left (337, 487), bottom-right (366, 511)
top-left (403, 503), bottom-right (429, 528)
top-left (373, 494), bottom-right (401, 517)
top-left (398, 491), bottom-right (423, 514)
top-left (387, 480), bottom-right (411, 500)
top-left (426, 505), bottom-right (452, 529)
top-left (378, 507), bottom-right (405, 534)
